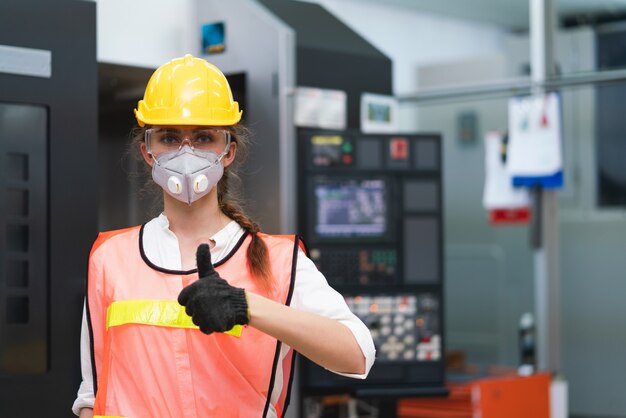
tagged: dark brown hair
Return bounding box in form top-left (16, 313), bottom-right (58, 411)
top-left (131, 124), bottom-right (273, 287)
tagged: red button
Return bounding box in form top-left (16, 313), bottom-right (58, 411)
top-left (342, 154), bottom-right (353, 165)
top-left (390, 137), bottom-right (409, 160)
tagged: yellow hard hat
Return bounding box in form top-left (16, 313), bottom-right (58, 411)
top-left (134, 54), bottom-right (242, 127)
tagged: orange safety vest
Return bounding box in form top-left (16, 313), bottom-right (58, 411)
top-left (87, 225), bottom-right (301, 418)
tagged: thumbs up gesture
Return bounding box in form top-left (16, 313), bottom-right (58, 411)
top-left (177, 244), bottom-right (250, 335)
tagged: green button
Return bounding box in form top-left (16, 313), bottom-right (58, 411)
top-left (342, 142), bottom-right (353, 153)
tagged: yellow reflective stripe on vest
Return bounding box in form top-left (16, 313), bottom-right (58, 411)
top-left (106, 300), bottom-right (242, 337)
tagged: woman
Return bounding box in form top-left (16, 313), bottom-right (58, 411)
top-left (73, 54), bottom-right (375, 418)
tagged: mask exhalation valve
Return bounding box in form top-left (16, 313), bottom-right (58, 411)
top-left (194, 175), bottom-right (209, 193)
top-left (167, 176), bottom-right (183, 194)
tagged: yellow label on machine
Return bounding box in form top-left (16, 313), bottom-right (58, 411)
top-left (311, 135), bottom-right (343, 145)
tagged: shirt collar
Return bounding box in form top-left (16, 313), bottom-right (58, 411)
top-left (146, 213), bottom-right (245, 268)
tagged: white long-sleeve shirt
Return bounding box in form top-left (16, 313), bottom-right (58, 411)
top-left (72, 214), bottom-right (375, 415)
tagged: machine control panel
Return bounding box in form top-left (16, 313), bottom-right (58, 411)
top-left (300, 130), bottom-right (442, 287)
top-left (310, 135), bottom-right (354, 167)
top-left (346, 294), bottom-right (441, 362)
top-left (298, 129), bottom-right (444, 394)
top-left (309, 247), bottom-right (398, 285)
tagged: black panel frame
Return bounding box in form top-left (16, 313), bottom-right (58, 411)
top-left (0, 103), bottom-right (49, 375)
top-left (0, 1), bottom-right (97, 416)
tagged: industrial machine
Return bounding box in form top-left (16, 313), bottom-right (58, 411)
top-left (0, 1), bottom-right (97, 416)
top-left (297, 129), bottom-right (447, 414)
top-left (298, 129), bottom-right (445, 402)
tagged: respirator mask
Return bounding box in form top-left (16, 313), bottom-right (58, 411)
top-left (145, 127), bottom-right (232, 205)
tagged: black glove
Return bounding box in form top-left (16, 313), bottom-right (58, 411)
top-left (177, 244), bottom-right (249, 335)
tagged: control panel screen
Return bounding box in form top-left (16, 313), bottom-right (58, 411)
top-left (314, 178), bottom-right (387, 238)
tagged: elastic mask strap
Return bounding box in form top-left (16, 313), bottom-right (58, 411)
top-left (215, 135), bottom-right (232, 164)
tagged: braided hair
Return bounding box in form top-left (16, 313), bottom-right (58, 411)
top-left (218, 177), bottom-right (272, 287)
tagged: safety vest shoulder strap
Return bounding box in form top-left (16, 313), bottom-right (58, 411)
top-left (257, 233), bottom-right (309, 256)
top-left (90, 226), bottom-right (141, 257)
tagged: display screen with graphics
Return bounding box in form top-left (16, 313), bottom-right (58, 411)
top-left (314, 178), bottom-right (387, 238)
top-left (368, 102), bottom-right (391, 122)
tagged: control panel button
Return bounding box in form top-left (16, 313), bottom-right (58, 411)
top-left (390, 137), bottom-right (409, 160)
top-left (344, 294), bottom-right (441, 363)
top-left (311, 248), bottom-right (398, 286)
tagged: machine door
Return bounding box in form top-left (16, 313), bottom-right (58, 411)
top-left (0, 1), bottom-right (97, 416)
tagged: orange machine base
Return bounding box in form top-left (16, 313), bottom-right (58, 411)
top-left (398, 372), bottom-right (551, 418)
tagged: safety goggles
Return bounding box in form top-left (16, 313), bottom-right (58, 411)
top-left (145, 127), bottom-right (231, 156)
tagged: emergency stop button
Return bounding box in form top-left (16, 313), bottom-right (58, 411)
top-left (390, 137), bottom-right (409, 160)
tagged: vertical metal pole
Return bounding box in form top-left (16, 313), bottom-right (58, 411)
top-left (278, 24), bottom-right (297, 234)
top-left (530, 0), bottom-right (561, 373)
